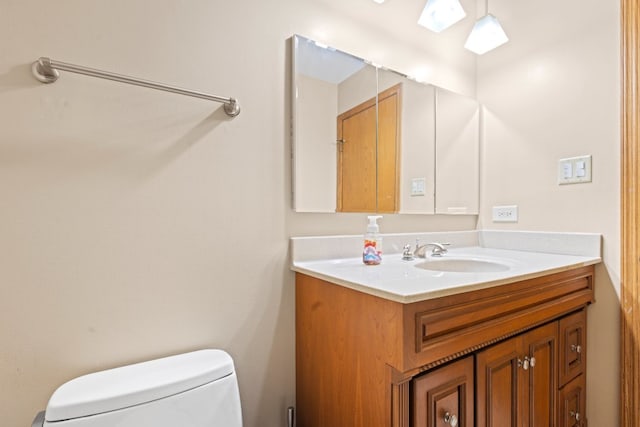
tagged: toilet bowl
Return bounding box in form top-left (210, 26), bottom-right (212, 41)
top-left (32, 349), bottom-right (243, 427)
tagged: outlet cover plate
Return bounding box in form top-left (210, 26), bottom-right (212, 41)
top-left (492, 205), bottom-right (518, 223)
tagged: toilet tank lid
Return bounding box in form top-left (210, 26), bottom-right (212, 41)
top-left (44, 349), bottom-right (235, 422)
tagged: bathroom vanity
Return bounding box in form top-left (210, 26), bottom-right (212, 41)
top-left (291, 231), bottom-right (600, 427)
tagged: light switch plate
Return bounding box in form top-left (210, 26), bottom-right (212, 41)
top-left (411, 178), bottom-right (426, 196)
top-left (492, 205), bottom-right (518, 222)
top-left (558, 155), bottom-right (592, 184)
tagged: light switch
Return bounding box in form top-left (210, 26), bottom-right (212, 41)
top-left (411, 178), bottom-right (426, 196)
top-left (558, 155), bottom-right (592, 185)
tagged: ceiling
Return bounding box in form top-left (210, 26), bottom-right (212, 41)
top-left (313, 0), bottom-right (480, 56)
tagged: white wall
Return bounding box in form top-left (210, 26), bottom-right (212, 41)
top-left (476, 0), bottom-right (620, 424)
top-left (0, 1), bottom-right (477, 426)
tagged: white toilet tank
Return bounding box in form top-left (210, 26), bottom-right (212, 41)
top-left (33, 349), bottom-right (243, 427)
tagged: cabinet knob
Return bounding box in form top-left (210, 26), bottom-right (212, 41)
top-left (518, 356), bottom-right (536, 370)
top-left (518, 356), bottom-right (530, 370)
top-left (570, 410), bottom-right (581, 421)
top-left (443, 412), bottom-right (458, 427)
top-left (570, 344), bottom-right (582, 354)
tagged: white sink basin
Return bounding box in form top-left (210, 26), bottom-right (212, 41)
top-left (415, 257), bottom-right (512, 273)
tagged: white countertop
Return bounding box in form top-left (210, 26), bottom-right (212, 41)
top-left (291, 231), bottom-right (602, 303)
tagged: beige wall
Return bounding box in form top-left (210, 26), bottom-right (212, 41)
top-left (476, 0), bottom-right (620, 424)
top-left (0, 1), bottom-right (477, 426)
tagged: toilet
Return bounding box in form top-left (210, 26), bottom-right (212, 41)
top-left (32, 349), bottom-right (243, 427)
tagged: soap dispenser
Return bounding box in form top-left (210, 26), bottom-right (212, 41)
top-left (363, 215), bottom-right (383, 265)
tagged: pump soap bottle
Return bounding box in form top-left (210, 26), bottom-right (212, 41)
top-left (363, 215), bottom-right (383, 265)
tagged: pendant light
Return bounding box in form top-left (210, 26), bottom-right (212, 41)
top-left (464, 0), bottom-right (508, 54)
top-left (417, 0), bottom-right (466, 33)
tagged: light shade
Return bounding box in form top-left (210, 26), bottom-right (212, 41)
top-left (464, 14), bottom-right (509, 55)
top-left (417, 0), bottom-right (466, 33)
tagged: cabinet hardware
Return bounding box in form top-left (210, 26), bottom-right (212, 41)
top-left (519, 356), bottom-right (532, 370)
top-left (518, 355), bottom-right (536, 370)
top-left (443, 412), bottom-right (458, 427)
top-left (570, 344), bottom-right (582, 353)
top-left (570, 410), bottom-right (581, 421)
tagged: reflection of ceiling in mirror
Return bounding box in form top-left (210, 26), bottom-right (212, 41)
top-left (296, 36), bottom-right (366, 84)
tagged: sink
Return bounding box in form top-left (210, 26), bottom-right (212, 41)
top-left (415, 257), bottom-right (512, 273)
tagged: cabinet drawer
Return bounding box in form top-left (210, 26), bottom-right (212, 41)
top-left (559, 310), bottom-right (586, 386)
top-left (408, 267), bottom-right (593, 369)
top-left (558, 374), bottom-right (586, 427)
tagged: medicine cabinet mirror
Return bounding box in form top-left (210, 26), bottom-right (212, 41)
top-left (291, 34), bottom-right (479, 214)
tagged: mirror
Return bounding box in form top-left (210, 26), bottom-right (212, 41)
top-left (291, 34), bottom-right (479, 214)
top-left (291, 35), bottom-right (377, 212)
top-left (377, 67), bottom-right (436, 214)
top-left (435, 87), bottom-right (480, 214)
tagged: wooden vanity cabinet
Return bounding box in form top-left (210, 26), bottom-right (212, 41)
top-left (295, 265), bottom-right (594, 427)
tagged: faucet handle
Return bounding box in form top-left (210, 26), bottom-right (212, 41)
top-left (402, 244), bottom-right (414, 261)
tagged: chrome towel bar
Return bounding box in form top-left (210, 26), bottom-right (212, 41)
top-left (31, 57), bottom-right (240, 117)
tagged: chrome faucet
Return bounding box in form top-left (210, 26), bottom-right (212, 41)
top-left (414, 240), bottom-right (450, 258)
top-left (402, 244), bottom-right (415, 261)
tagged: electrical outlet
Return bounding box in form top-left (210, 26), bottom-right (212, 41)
top-left (492, 205), bottom-right (518, 223)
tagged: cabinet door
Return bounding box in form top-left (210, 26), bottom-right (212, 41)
top-left (558, 375), bottom-right (586, 427)
top-left (524, 322), bottom-right (558, 427)
top-left (412, 356), bottom-right (474, 427)
top-left (477, 322), bottom-right (558, 427)
top-left (559, 310), bottom-right (586, 387)
top-left (476, 335), bottom-right (522, 427)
